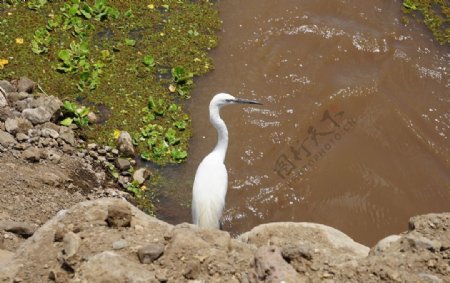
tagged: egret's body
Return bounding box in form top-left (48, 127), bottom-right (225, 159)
top-left (192, 93), bottom-right (261, 229)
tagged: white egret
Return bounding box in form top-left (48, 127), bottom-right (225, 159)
top-left (192, 93), bottom-right (262, 229)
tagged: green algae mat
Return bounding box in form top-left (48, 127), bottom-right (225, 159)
top-left (0, 0), bottom-right (220, 165)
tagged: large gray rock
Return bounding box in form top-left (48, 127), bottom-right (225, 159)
top-left (22, 107), bottom-right (52, 125)
top-left (0, 130), bottom-right (16, 146)
top-left (239, 222), bottom-right (370, 259)
top-left (30, 95), bottom-right (62, 114)
top-left (22, 95), bottom-right (62, 125)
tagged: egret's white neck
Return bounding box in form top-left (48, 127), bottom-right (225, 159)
top-left (209, 104), bottom-right (228, 162)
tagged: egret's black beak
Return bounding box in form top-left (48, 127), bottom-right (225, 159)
top-left (230, 98), bottom-right (263, 105)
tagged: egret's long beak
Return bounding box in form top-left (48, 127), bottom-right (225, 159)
top-left (233, 98), bottom-right (263, 105)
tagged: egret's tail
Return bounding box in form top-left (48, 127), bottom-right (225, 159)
top-left (193, 200), bottom-right (223, 229)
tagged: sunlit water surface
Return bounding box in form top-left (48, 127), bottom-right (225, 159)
top-left (154, 0), bottom-right (450, 246)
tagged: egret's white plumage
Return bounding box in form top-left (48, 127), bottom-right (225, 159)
top-left (192, 93), bottom-right (261, 229)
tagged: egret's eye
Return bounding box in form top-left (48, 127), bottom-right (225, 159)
top-left (225, 99), bottom-right (234, 103)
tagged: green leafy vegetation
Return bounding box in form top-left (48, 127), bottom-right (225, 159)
top-left (60, 101), bottom-right (90, 127)
top-left (402, 0), bottom-right (450, 45)
top-left (134, 96), bottom-right (190, 164)
top-left (0, 0), bottom-right (221, 165)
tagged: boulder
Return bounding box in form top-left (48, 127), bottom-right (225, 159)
top-left (239, 222), bottom-right (370, 259)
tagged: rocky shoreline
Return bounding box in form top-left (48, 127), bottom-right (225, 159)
top-left (0, 78), bottom-right (449, 282)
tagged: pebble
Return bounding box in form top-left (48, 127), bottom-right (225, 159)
top-left (112, 239), bottom-right (129, 250)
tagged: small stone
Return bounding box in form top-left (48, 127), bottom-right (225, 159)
top-left (16, 133), bottom-right (29, 142)
top-left (117, 131), bottom-right (135, 157)
top-left (17, 77), bottom-right (36, 93)
top-left (116, 158), bottom-right (131, 171)
top-left (111, 148), bottom-right (119, 155)
top-left (88, 150), bottom-right (98, 159)
top-left (87, 112), bottom-right (98, 123)
top-left (133, 168), bottom-right (151, 185)
top-left (0, 130), bottom-right (16, 146)
top-left (112, 239), bottom-right (129, 250)
top-left (0, 107), bottom-right (14, 122)
top-left (137, 243), bottom-right (164, 264)
top-left (59, 127), bottom-right (76, 146)
top-left (14, 143), bottom-right (31, 151)
top-left (41, 128), bottom-right (59, 139)
top-left (87, 143), bottom-right (97, 150)
top-left (118, 176), bottom-right (129, 188)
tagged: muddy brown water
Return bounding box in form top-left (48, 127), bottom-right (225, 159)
top-left (155, 0), bottom-right (450, 246)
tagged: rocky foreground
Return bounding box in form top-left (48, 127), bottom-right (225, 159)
top-left (0, 78), bottom-right (449, 282)
top-left (0, 198), bottom-right (448, 282)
